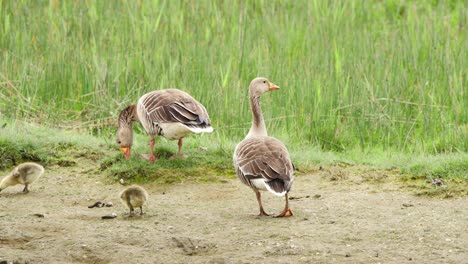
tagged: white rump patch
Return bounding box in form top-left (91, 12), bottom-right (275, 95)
top-left (251, 178), bottom-right (286, 196)
top-left (187, 126), bottom-right (213, 133)
top-left (159, 123), bottom-right (193, 140)
top-left (159, 123), bottom-right (213, 140)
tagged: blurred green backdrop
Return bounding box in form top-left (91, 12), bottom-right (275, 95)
top-left (0, 0), bottom-right (466, 153)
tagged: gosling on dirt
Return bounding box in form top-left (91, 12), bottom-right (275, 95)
top-left (120, 185), bottom-right (148, 216)
top-left (0, 162), bottom-right (45, 193)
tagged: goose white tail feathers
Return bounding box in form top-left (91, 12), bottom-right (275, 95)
top-left (250, 178), bottom-right (288, 196)
top-left (265, 179), bottom-right (293, 197)
top-left (185, 125), bottom-right (214, 133)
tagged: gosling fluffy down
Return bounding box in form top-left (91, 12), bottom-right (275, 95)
top-left (0, 162), bottom-right (45, 193)
top-left (119, 185), bottom-right (148, 216)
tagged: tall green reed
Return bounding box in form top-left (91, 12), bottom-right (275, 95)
top-left (0, 0), bottom-right (466, 153)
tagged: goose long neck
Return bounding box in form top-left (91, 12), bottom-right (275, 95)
top-left (118, 104), bottom-right (137, 128)
top-left (247, 95), bottom-right (267, 138)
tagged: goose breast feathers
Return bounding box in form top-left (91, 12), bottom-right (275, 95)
top-left (234, 136), bottom-right (294, 195)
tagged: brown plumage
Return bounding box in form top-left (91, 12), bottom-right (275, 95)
top-left (116, 89), bottom-right (213, 161)
top-left (139, 89), bottom-right (211, 129)
top-left (233, 77), bottom-right (294, 217)
top-left (235, 137), bottom-right (294, 195)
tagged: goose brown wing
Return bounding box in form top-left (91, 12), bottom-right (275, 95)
top-left (234, 137), bottom-right (294, 192)
top-left (140, 89), bottom-right (211, 127)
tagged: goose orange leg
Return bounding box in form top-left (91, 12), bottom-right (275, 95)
top-left (148, 137), bottom-right (158, 161)
top-left (169, 138), bottom-right (188, 159)
top-left (255, 191), bottom-right (270, 216)
top-left (275, 193), bottom-right (293, 217)
top-left (140, 136), bottom-right (158, 162)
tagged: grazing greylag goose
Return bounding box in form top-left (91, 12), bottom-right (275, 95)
top-left (117, 89), bottom-right (213, 161)
top-left (0, 162), bottom-right (44, 193)
top-left (119, 185), bottom-right (148, 216)
top-left (233, 77), bottom-right (294, 217)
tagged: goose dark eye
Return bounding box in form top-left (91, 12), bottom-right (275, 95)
top-left (117, 140), bottom-right (121, 144)
top-left (263, 81), bottom-right (266, 83)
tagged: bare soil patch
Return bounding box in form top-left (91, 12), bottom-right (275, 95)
top-left (0, 159), bottom-right (467, 263)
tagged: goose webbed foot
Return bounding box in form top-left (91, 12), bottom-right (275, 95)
top-left (275, 193), bottom-right (293, 217)
top-left (275, 208), bottom-right (293, 218)
top-left (257, 210), bottom-right (271, 217)
top-left (139, 153), bottom-right (158, 162)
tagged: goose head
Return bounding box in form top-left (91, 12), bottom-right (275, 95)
top-left (116, 127), bottom-right (133, 160)
top-left (249, 77), bottom-right (280, 98)
top-left (116, 105), bottom-right (136, 160)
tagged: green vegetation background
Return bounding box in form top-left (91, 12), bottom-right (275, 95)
top-left (0, 1), bottom-right (466, 189)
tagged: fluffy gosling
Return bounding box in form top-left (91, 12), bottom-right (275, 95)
top-left (0, 162), bottom-right (44, 193)
top-left (120, 185), bottom-right (148, 216)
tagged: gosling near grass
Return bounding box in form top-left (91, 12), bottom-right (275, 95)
top-left (120, 185), bottom-right (148, 216)
top-left (0, 162), bottom-right (45, 193)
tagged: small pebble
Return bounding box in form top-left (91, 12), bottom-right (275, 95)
top-left (345, 253), bottom-right (351, 257)
top-left (101, 213), bottom-right (117, 219)
top-left (33, 213), bottom-right (45, 218)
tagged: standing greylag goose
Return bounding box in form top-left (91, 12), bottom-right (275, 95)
top-left (0, 162), bottom-right (44, 193)
top-left (117, 89), bottom-right (213, 161)
top-left (233, 77), bottom-right (294, 217)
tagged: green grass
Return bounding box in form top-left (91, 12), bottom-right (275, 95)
top-left (1, 118), bottom-right (466, 200)
top-left (2, 117), bottom-right (467, 177)
top-left (0, 1), bottom-right (466, 191)
top-left (0, 118), bottom-right (236, 183)
top-left (0, 0), bottom-right (466, 153)
top-left (0, 119), bottom-right (108, 170)
top-left (100, 133), bottom-right (236, 184)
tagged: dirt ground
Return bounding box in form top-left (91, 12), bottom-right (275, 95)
top-left (0, 158), bottom-right (467, 264)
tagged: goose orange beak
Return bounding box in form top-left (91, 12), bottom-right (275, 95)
top-left (269, 82), bottom-right (280, 91)
top-left (120, 146), bottom-right (131, 160)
